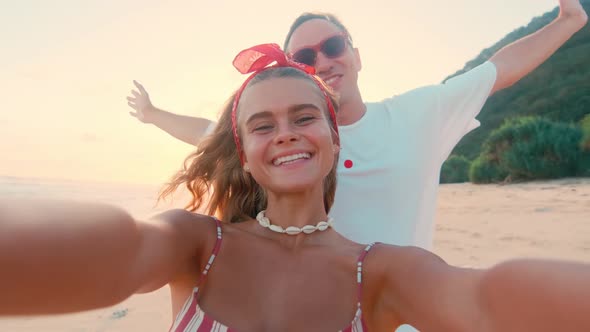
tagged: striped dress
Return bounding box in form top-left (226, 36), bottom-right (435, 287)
top-left (169, 218), bottom-right (376, 332)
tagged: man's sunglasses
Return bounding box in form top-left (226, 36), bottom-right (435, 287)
top-left (290, 33), bottom-right (349, 67)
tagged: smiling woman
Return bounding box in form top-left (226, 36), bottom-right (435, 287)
top-left (237, 75), bottom-right (340, 202)
top-left (160, 45), bottom-right (341, 225)
top-left (1, 43), bottom-right (590, 332)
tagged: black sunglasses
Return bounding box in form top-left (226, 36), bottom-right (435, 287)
top-left (290, 33), bottom-right (349, 67)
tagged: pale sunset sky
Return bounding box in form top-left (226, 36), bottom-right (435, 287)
top-left (1, 0), bottom-right (559, 184)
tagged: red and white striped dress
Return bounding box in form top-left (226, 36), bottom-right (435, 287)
top-left (169, 218), bottom-right (376, 332)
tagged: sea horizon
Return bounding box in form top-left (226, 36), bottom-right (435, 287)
top-left (0, 175), bottom-right (190, 219)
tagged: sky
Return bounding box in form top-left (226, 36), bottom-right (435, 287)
top-left (1, 0), bottom-right (560, 184)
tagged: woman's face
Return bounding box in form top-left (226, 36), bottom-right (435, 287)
top-left (237, 76), bottom-right (339, 195)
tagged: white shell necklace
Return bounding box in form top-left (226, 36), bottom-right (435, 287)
top-left (256, 210), bottom-right (334, 235)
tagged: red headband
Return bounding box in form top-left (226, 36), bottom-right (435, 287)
top-left (231, 43), bottom-right (339, 164)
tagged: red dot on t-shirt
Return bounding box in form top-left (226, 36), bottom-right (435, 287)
top-left (344, 160), bottom-right (353, 168)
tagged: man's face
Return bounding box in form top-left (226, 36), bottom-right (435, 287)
top-left (286, 19), bottom-right (362, 106)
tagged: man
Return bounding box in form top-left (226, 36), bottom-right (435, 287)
top-left (127, 2), bottom-right (587, 248)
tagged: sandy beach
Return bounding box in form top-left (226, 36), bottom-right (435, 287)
top-left (1, 178), bottom-right (589, 331)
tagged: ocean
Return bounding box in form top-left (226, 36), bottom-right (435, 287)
top-left (0, 176), bottom-right (188, 219)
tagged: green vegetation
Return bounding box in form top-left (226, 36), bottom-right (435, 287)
top-left (440, 1), bottom-right (590, 183)
top-left (580, 114), bottom-right (590, 150)
top-left (468, 117), bottom-right (582, 183)
top-left (440, 155), bottom-right (471, 183)
top-left (468, 155), bottom-right (509, 184)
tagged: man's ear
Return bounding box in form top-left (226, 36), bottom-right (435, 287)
top-left (353, 47), bottom-right (362, 72)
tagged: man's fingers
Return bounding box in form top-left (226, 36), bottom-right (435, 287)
top-left (127, 96), bottom-right (136, 102)
top-left (129, 111), bottom-right (139, 118)
top-left (131, 90), bottom-right (140, 97)
top-left (133, 80), bottom-right (147, 95)
top-left (127, 102), bottom-right (138, 111)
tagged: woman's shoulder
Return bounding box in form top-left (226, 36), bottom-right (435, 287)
top-left (149, 209), bottom-right (220, 249)
top-left (152, 209), bottom-right (218, 226)
top-left (154, 210), bottom-right (222, 284)
top-left (366, 243), bottom-right (446, 279)
top-left (377, 242), bottom-right (442, 259)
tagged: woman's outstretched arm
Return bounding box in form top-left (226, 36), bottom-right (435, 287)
top-left (0, 199), bottom-right (212, 315)
top-left (378, 246), bottom-right (590, 332)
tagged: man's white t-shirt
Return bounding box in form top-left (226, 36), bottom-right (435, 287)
top-left (330, 61), bottom-right (497, 249)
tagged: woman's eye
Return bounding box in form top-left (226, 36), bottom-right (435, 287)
top-left (253, 124), bottom-right (273, 132)
top-left (296, 116), bottom-right (315, 124)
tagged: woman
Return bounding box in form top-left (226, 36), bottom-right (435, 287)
top-left (1, 44), bottom-right (589, 332)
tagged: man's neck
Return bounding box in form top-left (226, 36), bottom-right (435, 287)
top-left (336, 92), bottom-right (366, 126)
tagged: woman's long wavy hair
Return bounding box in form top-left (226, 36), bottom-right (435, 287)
top-left (159, 67), bottom-right (340, 224)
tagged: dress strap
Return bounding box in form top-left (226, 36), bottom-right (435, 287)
top-left (356, 242), bottom-right (378, 308)
top-left (196, 217), bottom-right (223, 287)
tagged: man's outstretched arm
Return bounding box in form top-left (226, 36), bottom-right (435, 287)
top-left (489, 0), bottom-right (588, 95)
top-left (126, 80), bottom-right (214, 146)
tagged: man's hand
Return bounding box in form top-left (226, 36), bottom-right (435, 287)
top-left (559, 0), bottom-right (588, 22)
top-left (126, 80), bottom-right (155, 123)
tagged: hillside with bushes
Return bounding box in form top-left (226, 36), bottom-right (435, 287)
top-left (440, 1), bottom-right (590, 183)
